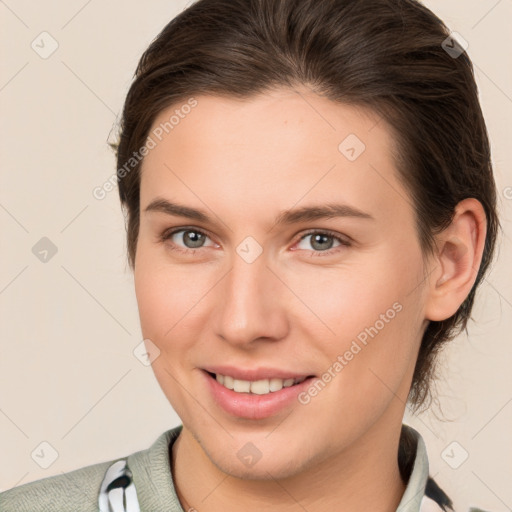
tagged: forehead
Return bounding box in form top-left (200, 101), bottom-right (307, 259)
top-left (139, 87), bottom-right (412, 226)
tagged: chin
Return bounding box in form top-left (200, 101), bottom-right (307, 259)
top-left (195, 429), bottom-right (312, 481)
top-left (212, 452), bottom-right (307, 481)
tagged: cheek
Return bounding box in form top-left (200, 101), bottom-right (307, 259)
top-left (134, 266), bottom-right (169, 339)
top-left (134, 246), bottom-right (184, 341)
top-left (284, 252), bottom-right (424, 345)
top-left (133, 250), bottom-right (206, 415)
top-left (133, 245), bottom-right (216, 349)
top-left (288, 251), bottom-right (425, 398)
top-left (296, 282), bottom-right (423, 445)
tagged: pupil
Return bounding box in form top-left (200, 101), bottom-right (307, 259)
top-left (185, 231), bottom-right (204, 248)
top-left (313, 234), bottom-right (332, 250)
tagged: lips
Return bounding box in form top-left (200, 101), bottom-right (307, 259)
top-left (200, 366), bottom-right (317, 419)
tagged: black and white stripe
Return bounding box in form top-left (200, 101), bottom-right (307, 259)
top-left (98, 459), bottom-right (140, 512)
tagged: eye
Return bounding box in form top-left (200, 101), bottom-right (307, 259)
top-left (159, 227), bottom-right (351, 257)
top-left (160, 227), bottom-right (216, 254)
top-left (294, 230), bottom-right (351, 257)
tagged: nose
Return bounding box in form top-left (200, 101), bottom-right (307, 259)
top-left (213, 249), bottom-right (289, 348)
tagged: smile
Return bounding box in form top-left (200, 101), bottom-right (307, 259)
top-left (211, 372), bottom-right (308, 395)
top-left (202, 369), bottom-right (317, 420)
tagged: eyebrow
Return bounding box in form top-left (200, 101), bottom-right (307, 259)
top-left (144, 198), bottom-right (374, 226)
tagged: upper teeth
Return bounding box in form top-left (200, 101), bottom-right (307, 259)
top-left (215, 373), bottom-right (307, 394)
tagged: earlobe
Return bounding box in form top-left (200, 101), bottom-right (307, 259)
top-left (425, 198), bottom-right (487, 322)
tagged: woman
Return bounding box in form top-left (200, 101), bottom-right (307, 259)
top-left (0, 0), bottom-right (499, 511)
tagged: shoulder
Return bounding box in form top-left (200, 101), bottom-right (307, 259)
top-left (0, 427), bottom-right (181, 512)
top-left (0, 458), bottom-right (118, 512)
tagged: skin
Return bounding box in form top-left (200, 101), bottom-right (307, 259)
top-left (133, 86), bottom-right (486, 512)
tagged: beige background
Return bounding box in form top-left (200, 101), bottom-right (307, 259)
top-left (0, 1), bottom-right (511, 510)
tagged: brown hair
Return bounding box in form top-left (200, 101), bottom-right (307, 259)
top-left (111, 0), bottom-right (499, 412)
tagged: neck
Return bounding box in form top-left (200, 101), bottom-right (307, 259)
top-left (171, 419), bottom-right (408, 512)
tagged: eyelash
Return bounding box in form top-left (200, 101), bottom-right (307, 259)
top-left (159, 227), bottom-right (352, 257)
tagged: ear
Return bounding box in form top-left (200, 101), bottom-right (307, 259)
top-left (424, 198), bottom-right (487, 322)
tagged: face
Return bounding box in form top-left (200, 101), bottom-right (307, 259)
top-left (134, 87), bottom-right (431, 479)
